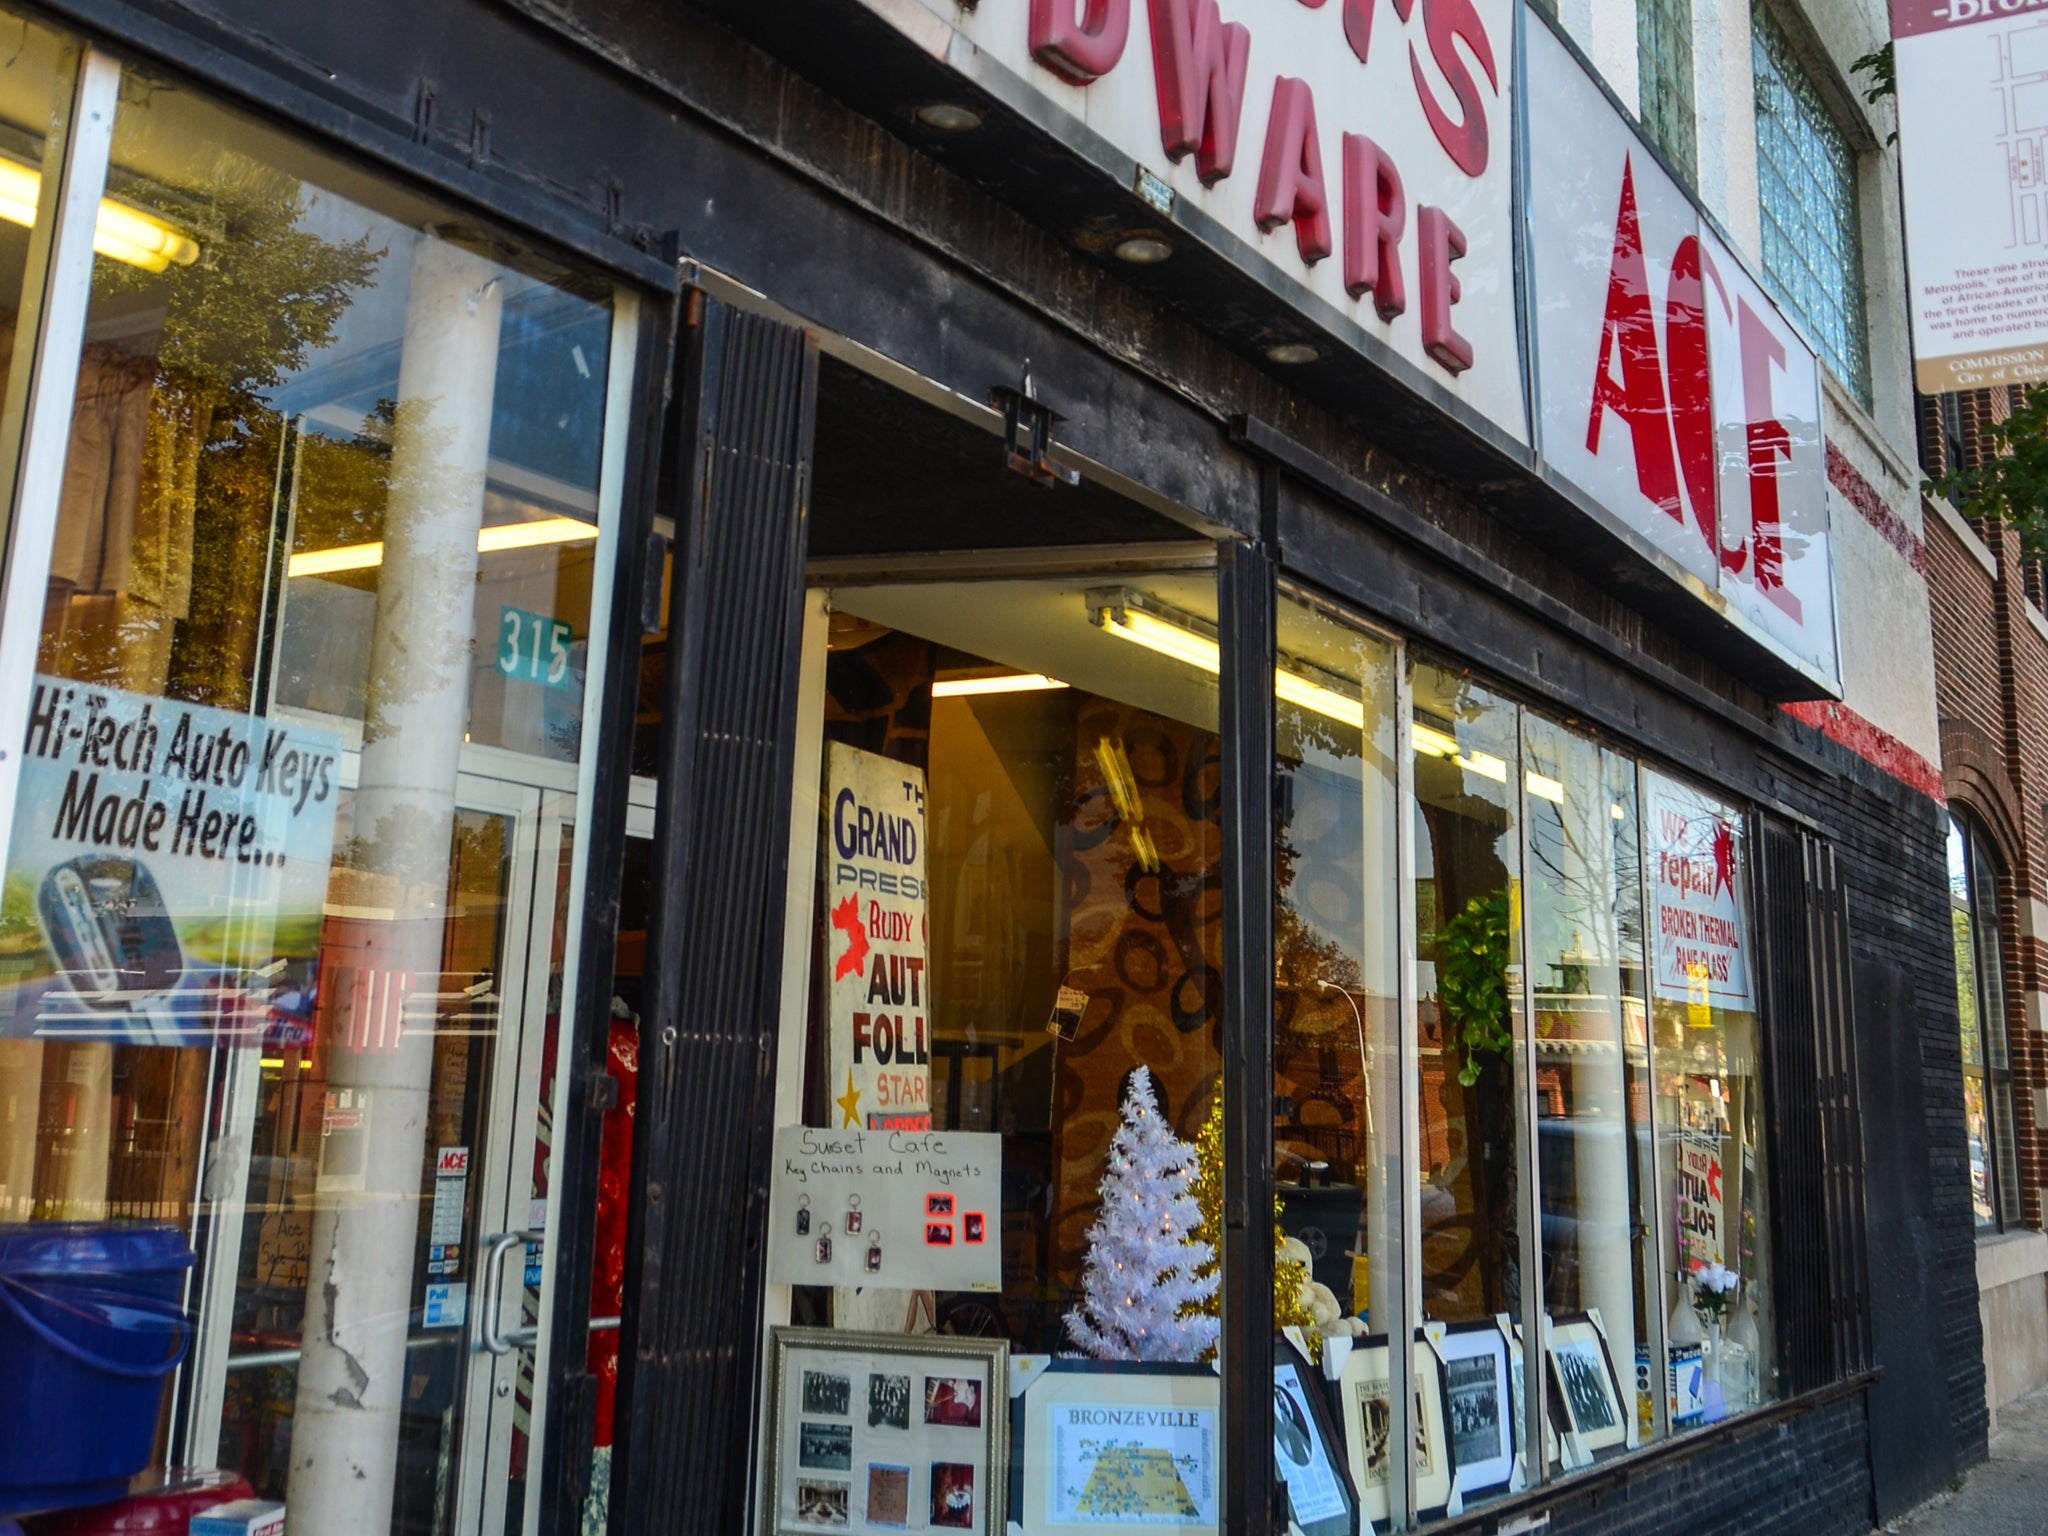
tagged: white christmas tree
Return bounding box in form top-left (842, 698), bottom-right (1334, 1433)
top-left (1064, 1066), bottom-right (1220, 1362)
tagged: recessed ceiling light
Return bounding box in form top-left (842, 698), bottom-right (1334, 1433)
top-left (1111, 235), bottom-right (1174, 264)
top-left (915, 102), bottom-right (983, 132)
top-left (1265, 342), bottom-right (1319, 365)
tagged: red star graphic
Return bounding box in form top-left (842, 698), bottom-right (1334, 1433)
top-left (830, 894), bottom-right (869, 982)
top-left (1711, 822), bottom-right (1735, 899)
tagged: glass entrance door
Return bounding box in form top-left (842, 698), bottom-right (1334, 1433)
top-left (173, 757), bottom-right (577, 1536)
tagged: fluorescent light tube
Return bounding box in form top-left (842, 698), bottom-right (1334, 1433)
top-left (1096, 603), bottom-right (1222, 672)
top-left (1092, 590), bottom-right (1369, 732)
top-left (1525, 772), bottom-right (1564, 803)
top-left (1275, 668), bottom-right (1365, 728)
top-left (1459, 750), bottom-right (1508, 783)
top-left (1412, 723), bottom-right (1460, 758)
top-left (931, 673), bottom-right (1070, 698)
top-left (0, 157), bottom-right (199, 273)
top-left (288, 515), bottom-right (601, 578)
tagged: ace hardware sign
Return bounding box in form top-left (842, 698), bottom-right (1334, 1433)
top-left (930, 0), bottom-right (1529, 440)
top-left (865, 0), bottom-right (1843, 694)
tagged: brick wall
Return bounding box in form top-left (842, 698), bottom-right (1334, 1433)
top-left (1924, 422), bottom-right (2048, 1237)
top-left (1774, 716), bottom-right (1990, 1495)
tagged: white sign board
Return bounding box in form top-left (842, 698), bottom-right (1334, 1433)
top-left (826, 743), bottom-right (932, 1131)
top-left (769, 1125), bottom-right (1002, 1292)
top-left (1644, 770), bottom-right (1752, 1011)
top-left (1524, 22), bottom-right (1838, 692)
top-left (2, 677), bottom-right (341, 1043)
top-left (879, 0), bottom-right (1526, 442)
top-left (1893, 0), bottom-right (2048, 390)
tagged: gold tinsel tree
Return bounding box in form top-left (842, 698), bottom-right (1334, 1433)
top-left (1185, 1095), bottom-right (1323, 1360)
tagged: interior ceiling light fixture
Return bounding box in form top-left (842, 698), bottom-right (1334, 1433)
top-left (0, 159), bottom-right (200, 273)
top-left (1264, 341), bottom-right (1319, 366)
top-left (1088, 587), bottom-right (1366, 730)
top-left (1411, 720), bottom-right (1509, 784)
top-left (931, 672), bottom-right (1070, 698)
top-left (287, 514), bottom-right (600, 578)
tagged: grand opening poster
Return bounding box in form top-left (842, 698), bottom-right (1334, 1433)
top-left (0, 677), bottom-right (341, 1044)
top-left (824, 742), bottom-right (930, 1131)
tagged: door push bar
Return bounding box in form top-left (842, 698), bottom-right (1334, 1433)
top-left (474, 1229), bottom-right (545, 1356)
top-left (473, 1228), bottom-right (623, 1355)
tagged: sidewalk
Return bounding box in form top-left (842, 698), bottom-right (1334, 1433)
top-left (1886, 1385), bottom-right (2048, 1535)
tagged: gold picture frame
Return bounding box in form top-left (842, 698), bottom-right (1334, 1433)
top-left (1335, 1333), bottom-right (1453, 1524)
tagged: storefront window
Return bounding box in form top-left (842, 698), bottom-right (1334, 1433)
top-left (766, 573), bottom-right (1226, 1536)
top-left (1642, 770), bottom-right (1774, 1426)
top-left (1411, 663), bottom-right (1523, 1328)
top-left (748, 536), bottom-right (1794, 1530)
top-left (0, 10), bottom-right (76, 556)
top-left (1949, 813), bottom-right (2021, 1230)
top-left (1524, 718), bottom-right (1657, 1447)
top-left (1270, 592), bottom-right (1402, 1525)
top-left (0, 58), bottom-right (619, 1536)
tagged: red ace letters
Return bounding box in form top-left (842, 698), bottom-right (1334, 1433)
top-left (1526, 22), bottom-right (1837, 689)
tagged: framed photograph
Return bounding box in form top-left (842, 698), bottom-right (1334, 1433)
top-left (1334, 1333), bottom-right (1453, 1525)
top-left (1545, 1314), bottom-right (1627, 1455)
top-left (1274, 1353), bottom-right (1357, 1536)
top-left (767, 1327), bottom-right (1009, 1536)
top-left (1431, 1321), bottom-right (1513, 1500)
top-left (1009, 1359), bottom-right (1219, 1536)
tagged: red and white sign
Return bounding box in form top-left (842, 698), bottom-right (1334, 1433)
top-left (1892, 0), bottom-right (2048, 391)
top-left (1645, 770), bottom-right (1752, 1011)
top-left (1524, 22), bottom-right (1838, 692)
top-left (900, 0), bottom-right (1526, 440)
top-left (826, 742), bottom-right (932, 1131)
top-left (435, 1146), bottom-right (471, 1176)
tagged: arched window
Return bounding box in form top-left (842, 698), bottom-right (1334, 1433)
top-left (1950, 813), bottom-right (2023, 1229)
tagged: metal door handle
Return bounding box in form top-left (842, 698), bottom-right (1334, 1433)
top-left (473, 1228), bottom-right (544, 1355)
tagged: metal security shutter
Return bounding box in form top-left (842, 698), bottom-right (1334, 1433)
top-left (1754, 816), bottom-right (1872, 1395)
top-left (613, 294), bottom-right (818, 1536)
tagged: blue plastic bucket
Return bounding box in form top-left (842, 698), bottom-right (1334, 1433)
top-left (0, 1224), bottom-right (194, 1517)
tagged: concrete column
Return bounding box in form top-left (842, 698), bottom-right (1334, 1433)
top-left (287, 236), bottom-right (501, 1536)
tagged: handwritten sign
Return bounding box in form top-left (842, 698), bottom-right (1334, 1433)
top-left (769, 1125), bottom-right (1000, 1291)
top-left (825, 743), bottom-right (931, 1130)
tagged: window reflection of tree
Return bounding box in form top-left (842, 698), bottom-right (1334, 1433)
top-left (1413, 672), bottom-right (1519, 1324)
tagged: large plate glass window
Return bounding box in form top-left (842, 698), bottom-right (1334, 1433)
top-left (1270, 593), bottom-right (1404, 1529)
top-left (0, 57), bottom-right (625, 1536)
top-left (766, 571), bottom-right (1227, 1536)
top-left (1524, 718), bottom-right (1660, 1447)
top-left (1950, 812), bottom-right (2021, 1230)
top-left (1640, 768), bottom-right (1774, 1424)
